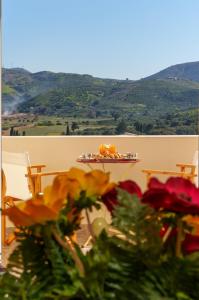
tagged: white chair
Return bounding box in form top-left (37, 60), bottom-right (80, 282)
top-left (1, 151), bottom-right (68, 245)
top-left (2, 151), bottom-right (33, 201)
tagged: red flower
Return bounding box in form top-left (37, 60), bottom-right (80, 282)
top-left (118, 180), bottom-right (142, 199)
top-left (102, 180), bottom-right (142, 213)
top-left (160, 224), bottom-right (177, 239)
top-left (182, 234), bottom-right (199, 254)
top-left (102, 188), bottom-right (118, 213)
top-left (142, 177), bottom-right (199, 214)
top-left (160, 225), bottom-right (199, 255)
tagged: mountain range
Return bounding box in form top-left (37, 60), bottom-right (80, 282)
top-left (2, 61), bottom-right (199, 118)
top-left (145, 61), bottom-right (199, 82)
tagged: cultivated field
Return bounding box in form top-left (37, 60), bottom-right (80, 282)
top-left (2, 114), bottom-right (116, 136)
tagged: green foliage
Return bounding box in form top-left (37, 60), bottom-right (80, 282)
top-left (2, 84), bottom-right (17, 95)
top-left (115, 119), bottom-right (127, 134)
top-left (112, 190), bottom-right (162, 259)
top-left (71, 122), bottom-right (79, 132)
top-left (82, 191), bottom-right (199, 300)
top-left (0, 227), bottom-right (81, 300)
top-left (65, 123), bottom-right (70, 135)
top-left (1, 190), bottom-right (199, 299)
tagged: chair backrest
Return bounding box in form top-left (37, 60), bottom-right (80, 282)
top-left (193, 150), bottom-right (199, 187)
top-left (2, 151), bottom-right (32, 200)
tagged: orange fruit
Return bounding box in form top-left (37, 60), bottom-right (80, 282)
top-left (99, 144), bottom-right (116, 155)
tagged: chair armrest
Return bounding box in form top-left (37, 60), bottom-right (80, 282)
top-left (142, 169), bottom-right (197, 186)
top-left (142, 169), bottom-right (196, 176)
top-left (176, 163), bottom-right (196, 168)
top-left (30, 165), bottom-right (46, 173)
top-left (176, 163), bottom-right (196, 174)
top-left (26, 171), bottom-right (68, 178)
top-left (30, 164), bottom-right (46, 169)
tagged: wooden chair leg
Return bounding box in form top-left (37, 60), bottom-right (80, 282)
top-left (2, 198), bottom-right (19, 246)
top-left (83, 235), bottom-right (92, 247)
top-left (189, 175), bottom-right (195, 184)
top-left (35, 175), bottom-right (41, 195)
top-left (2, 199), bottom-right (6, 246)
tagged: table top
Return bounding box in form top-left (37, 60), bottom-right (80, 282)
top-left (77, 158), bottom-right (140, 164)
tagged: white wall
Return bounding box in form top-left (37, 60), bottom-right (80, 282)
top-left (3, 135), bottom-right (198, 188)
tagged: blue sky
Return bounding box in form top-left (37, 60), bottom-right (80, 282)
top-left (3, 0), bottom-right (199, 79)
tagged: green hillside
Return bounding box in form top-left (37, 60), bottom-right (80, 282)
top-left (145, 61), bottom-right (199, 82)
top-left (2, 84), bottom-right (17, 95)
top-left (2, 64), bottom-right (199, 135)
top-left (18, 79), bottom-right (199, 118)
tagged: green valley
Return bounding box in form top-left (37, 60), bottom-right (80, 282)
top-left (2, 62), bottom-right (199, 135)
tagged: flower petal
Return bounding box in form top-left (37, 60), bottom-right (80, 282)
top-left (182, 234), bottom-right (199, 254)
top-left (5, 204), bottom-right (35, 227)
top-left (84, 170), bottom-right (110, 196)
top-left (67, 167), bottom-right (86, 188)
top-left (102, 188), bottom-right (118, 213)
top-left (24, 199), bottom-right (58, 224)
top-left (144, 177), bottom-right (199, 214)
top-left (165, 177), bottom-right (199, 205)
top-left (148, 177), bottom-right (165, 189)
top-left (118, 180), bottom-right (142, 198)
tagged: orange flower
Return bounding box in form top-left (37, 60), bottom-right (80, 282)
top-left (5, 176), bottom-right (69, 226)
top-left (5, 167), bottom-right (112, 227)
top-left (5, 197), bottom-right (63, 227)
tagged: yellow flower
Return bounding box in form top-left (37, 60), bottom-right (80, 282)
top-left (67, 167), bottom-right (86, 182)
top-left (67, 167), bottom-right (111, 197)
top-left (46, 173), bottom-right (81, 205)
top-left (83, 170), bottom-right (111, 197)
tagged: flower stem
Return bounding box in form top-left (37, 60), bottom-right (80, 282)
top-left (175, 218), bottom-right (183, 257)
top-left (52, 229), bottom-right (85, 277)
top-left (162, 226), bottom-right (173, 244)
